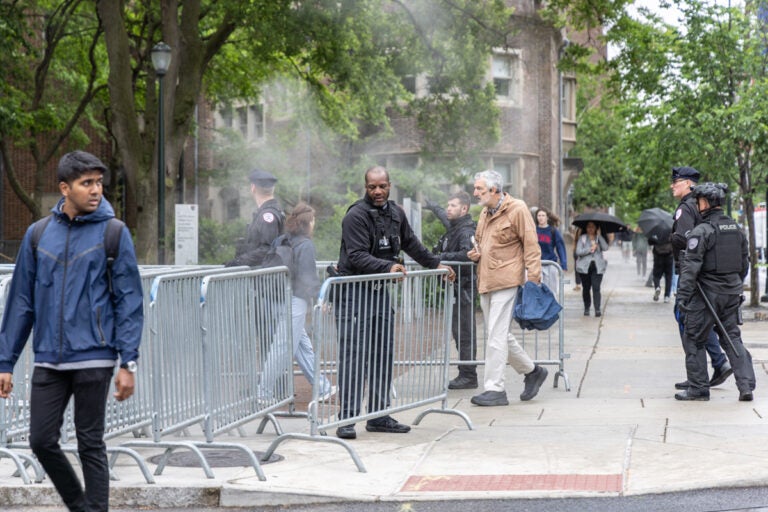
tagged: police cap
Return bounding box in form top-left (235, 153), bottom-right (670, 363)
top-left (671, 166), bottom-right (700, 183)
top-left (248, 168), bottom-right (278, 187)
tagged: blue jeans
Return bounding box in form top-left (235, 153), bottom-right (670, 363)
top-left (29, 366), bottom-right (113, 512)
top-left (674, 301), bottom-right (726, 370)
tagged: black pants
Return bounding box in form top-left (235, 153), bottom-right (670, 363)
top-left (335, 283), bottom-right (393, 420)
top-left (29, 366), bottom-right (113, 512)
top-left (652, 253), bottom-right (673, 298)
top-left (682, 292), bottom-right (756, 393)
top-left (452, 287), bottom-right (477, 378)
top-left (579, 265), bottom-right (603, 312)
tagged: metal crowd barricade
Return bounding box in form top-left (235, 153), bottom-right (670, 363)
top-left (120, 266), bottom-right (273, 480)
top-left (261, 268), bottom-right (471, 472)
top-left (199, 267), bottom-right (295, 478)
top-left (512, 260), bottom-right (570, 390)
top-left (0, 276), bottom-right (44, 484)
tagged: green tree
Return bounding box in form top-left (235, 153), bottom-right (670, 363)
top-left (572, 0), bottom-right (768, 305)
top-left (96, 0), bottom-right (513, 262)
top-left (0, 0), bottom-right (108, 224)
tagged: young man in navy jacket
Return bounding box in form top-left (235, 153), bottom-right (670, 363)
top-left (0, 151), bottom-right (143, 512)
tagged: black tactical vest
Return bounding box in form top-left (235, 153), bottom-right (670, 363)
top-left (702, 215), bottom-right (742, 274)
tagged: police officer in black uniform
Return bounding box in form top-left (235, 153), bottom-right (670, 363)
top-left (425, 191), bottom-right (478, 390)
top-left (669, 166), bottom-right (731, 389)
top-left (226, 169), bottom-right (285, 266)
top-left (675, 182), bottom-right (755, 401)
top-left (334, 166), bottom-right (455, 440)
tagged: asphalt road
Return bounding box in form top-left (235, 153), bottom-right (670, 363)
top-left (7, 487), bottom-right (768, 512)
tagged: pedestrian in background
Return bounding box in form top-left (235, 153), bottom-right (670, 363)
top-left (534, 206), bottom-right (568, 293)
top-left (0, 151), bottom-right (143, 512)
top-left (675, 183), bottom-right (755, 401)
top-left (467, 170), bottom-right (548, 407)
top-left (575, 221), bottom-right (609, 317)
top-left (425, 192), bottom-right (479, 390)
top-left (262, 202), bottom-right (334, 401)
top-left (650, 238), bottom-right (673, 303)
top-left (669, 166), bottom-right (731, 390)
top-left (618, 226), bottom-right (633, 263)
top-left (333, 166), bottom-right (455, 439)
top-left (632, 226), bottom-right (649, 279)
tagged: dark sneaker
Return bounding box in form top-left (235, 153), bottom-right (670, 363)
top-left (336, 424), bottom-right (357, 439)
top-left (595, 310), bottom-right (602, 317)
top-left (365, 415), bottom-right (411, 434)
top-left (448, 375), bottom-right (478, 390)
top-left (710, 362), bottom-right (733, 387)
top-left (584, 309), bottom-right (590, 316)
top-left (520, 365), bottom-right (548, 401)
top-left (470, 390), bottom-right (509, 406)
top-left (674, 389), bottom-right (710, 401)
top-left (739, 391), bottom-right (754, 402)
top-left (675, 380), bottom-right (690, 390)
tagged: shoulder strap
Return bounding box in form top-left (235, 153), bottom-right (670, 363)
top-left (104, 218), bottom-right (125, 261)
top-left (31, 215), bottom-right (54, 260)
top-left (104, 218), bottom-right (125, 294)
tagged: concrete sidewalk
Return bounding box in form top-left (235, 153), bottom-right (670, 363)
top-left (2, 248), bottom-right (767, 509)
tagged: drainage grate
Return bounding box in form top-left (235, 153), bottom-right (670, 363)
top-left (148, 449), bottom-right (283, 468)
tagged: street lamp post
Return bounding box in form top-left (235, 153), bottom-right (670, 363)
top-left (151, 42), bottom-right (171, 264)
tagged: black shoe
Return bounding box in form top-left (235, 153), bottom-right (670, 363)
top-left (739, 391), bottom-right (754, 402)
top-left (584, 309), bottom-right (590, 316)
top-left (674, 389), bottom-right (710, 401)
top-left (336, 424), bottom-right (357, 439)
top-left (675, 380), bottom-right (690, 390)
top-left (595, 310), bottom-right (602, 317)
top-left (365, 415), bottom-right (411, 434)
top-left (710, 362), bottom-right (733, 387)
top-left (448, 375), bottom-right (478, 390)
top-left (470, 390), bottom-right (509, 406)
top-left (520, 365), bottom-right (548, 401)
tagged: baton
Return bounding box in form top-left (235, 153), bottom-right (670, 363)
top-left (695, 281), bottom-right (741, 358)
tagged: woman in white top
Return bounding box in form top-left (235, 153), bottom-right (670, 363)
top-left (575, 221), bottom-right (609, 317)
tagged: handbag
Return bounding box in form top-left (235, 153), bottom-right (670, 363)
top-left (513, 281), bottom-right (563, 331)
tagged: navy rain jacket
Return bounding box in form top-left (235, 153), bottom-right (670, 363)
top-left (0, 197), bottom-right (143, 372)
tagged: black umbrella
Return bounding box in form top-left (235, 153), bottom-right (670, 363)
top-left (637, 208), bottom-right (673, 244)
top-left (572, 212), bottom-right (627, 234)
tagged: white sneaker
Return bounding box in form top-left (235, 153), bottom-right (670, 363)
top-left (664, 296), bottom-right (670, 303)
top-left (653, 287), bottom-right (660, 302)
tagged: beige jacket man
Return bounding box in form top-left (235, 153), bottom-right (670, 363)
top-left (474, 194), bottom-right (542, 293)
top-left (467, 170), bottom-right (547, 407)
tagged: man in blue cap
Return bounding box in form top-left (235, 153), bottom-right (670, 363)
top-left (669, 166), bottom-right (731, 392)
top-left (226, 168), bottom-right (285, 266)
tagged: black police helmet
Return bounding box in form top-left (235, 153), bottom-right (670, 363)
top-left (692, 182), bottom-right (727, 208)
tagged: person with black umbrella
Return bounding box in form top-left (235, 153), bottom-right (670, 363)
top-left (575, 221), bottom-right (609, 317)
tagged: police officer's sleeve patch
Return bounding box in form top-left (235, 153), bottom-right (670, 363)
top-left (262, 212), bottom-right (275, 223)
top-left (687, 237), bottom-right (699, 252)
top-left (674, 208), bottom-right (682, 220)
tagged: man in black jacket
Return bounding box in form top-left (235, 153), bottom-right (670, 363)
top-left (334, 166), bottom-right (455, 440)
top-left (426, 192), bottom-right (478, 389)
top-left (669, 166), bottom-right (731, 390)
top-left (226, 169), bottom-right (285, 266)
top-left (675, 182), bottom-right (755, 401)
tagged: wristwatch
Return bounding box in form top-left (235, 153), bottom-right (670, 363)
top-left (120, 360), bottom-right (138, 374)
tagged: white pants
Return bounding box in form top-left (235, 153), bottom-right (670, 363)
top-left (480, 287), bottom-right (535, 392)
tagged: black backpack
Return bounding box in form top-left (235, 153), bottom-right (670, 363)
top-left (227, 235), bottom-right (296, 275)
top-left (30, 214), bottom-right (125, 292)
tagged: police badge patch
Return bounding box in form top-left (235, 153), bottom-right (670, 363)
top-left (674, 208), bottom-right (682, 220)
top-left (687, 237), bottom-right (699, 252)
top-left (262, 212), bottom-right (275, 223)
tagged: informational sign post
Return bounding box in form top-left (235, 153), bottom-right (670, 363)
top-left (175, 204), bottom-right (198, 265)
